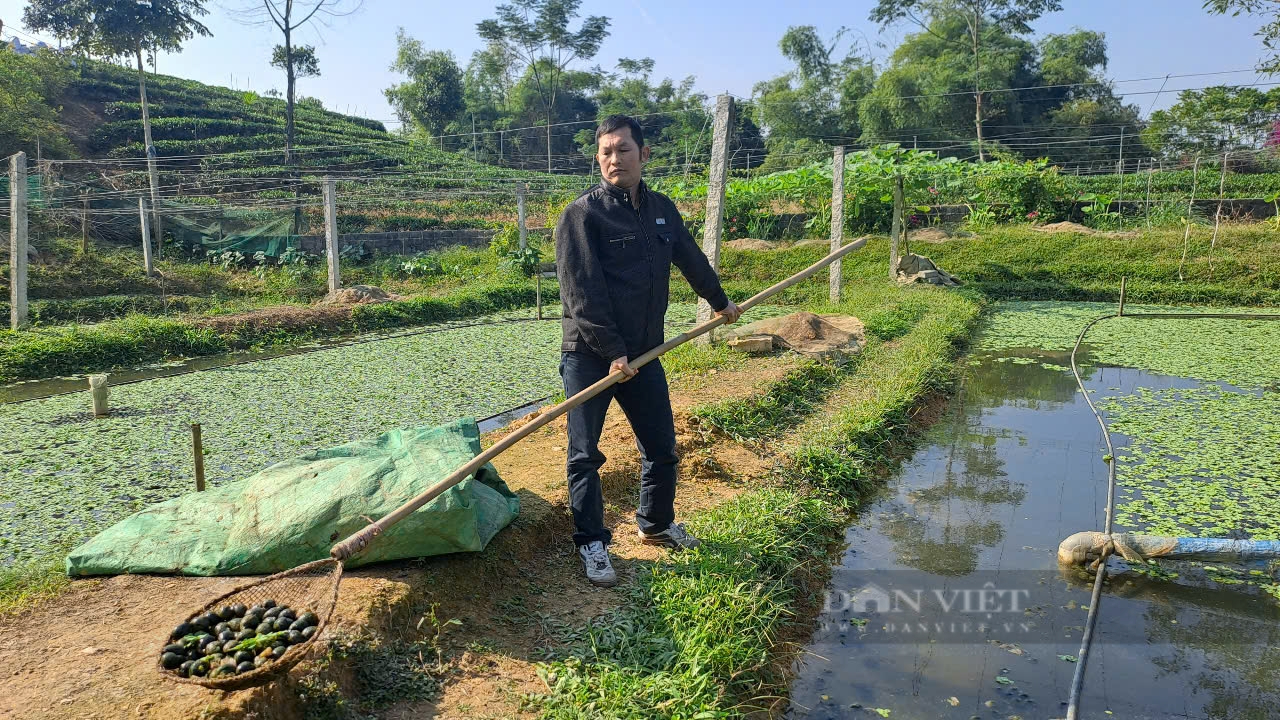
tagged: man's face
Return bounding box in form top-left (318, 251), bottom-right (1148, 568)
top-left (597, 128), bottom-right (651, 190)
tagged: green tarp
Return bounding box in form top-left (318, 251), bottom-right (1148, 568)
top-left (66, 419), bottom-right (519, 577)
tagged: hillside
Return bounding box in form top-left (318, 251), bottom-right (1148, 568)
top-left (20, 60), bottom-right (579, 241)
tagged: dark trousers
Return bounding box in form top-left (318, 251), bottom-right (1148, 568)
top-left (560, 351), bottom-right (678, 546)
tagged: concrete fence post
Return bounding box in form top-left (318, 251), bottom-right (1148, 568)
top-left (138, 197), bottom-right (154, 276)
top-left (696, 94), bottom-right (735, 341)
top-left (517, 182), bottom-right (528, 251)
top-left (889, 175), bottom-right (905, 280)
top-left (9, 152), bottom-right (28, 330)
top-left (829, 145), bottom-right (845, 302)
top-left (323, 177), bottom-right (340, 293)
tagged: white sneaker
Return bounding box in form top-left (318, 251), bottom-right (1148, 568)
top-left (639, 522), bottom-right (702, 550)
top-left (578, 541), bottom-right (618, 587)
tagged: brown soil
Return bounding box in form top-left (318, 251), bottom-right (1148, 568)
top-left (729, 312), bottom-right (865, 357)
top-left (194, 305), bottom-right (354, 338)
top-left (318, 285), bottom-right (403, 306)
top-left (0, 356), bottom-right (797, 720)
top-left (725, 239), bottom-right (778, 251)
top-left (910, 228), bottom-right (973, 244)
top-left (1033, 221), bottom-right (1139, 238)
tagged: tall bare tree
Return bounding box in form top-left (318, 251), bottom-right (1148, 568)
top-left (24, 0), bottom-right (212, 255)
top-left (870, 0), bottom-right (1062, 161)
top-left (478, 0), bottom-right (609, 172)
top-left (237, 0), bottom-right (361, 161)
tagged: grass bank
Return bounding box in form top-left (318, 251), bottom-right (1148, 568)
top-left (672, 223), bottom-right (1280, 307)
top-left (0, 281), bottom-right (540, 382)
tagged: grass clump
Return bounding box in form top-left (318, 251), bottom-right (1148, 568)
top-left (694, 360), bottom-right (848, 442)
top-left (534, 488), bottom-right (843, 719)
top-left (0, 553), bottom-right (70, 618)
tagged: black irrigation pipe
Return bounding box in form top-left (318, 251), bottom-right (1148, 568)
top-left (1064, 308), bottom-right (1280, 720)
top-left (1, 313), bottom-right (567, 406)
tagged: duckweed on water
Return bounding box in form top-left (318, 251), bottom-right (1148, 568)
top-left (979, 301), bottom-right (1280, 388)
top-left (0, 314), bottom-right (563, 564)
top-left (982, 301), bottom-right (1280, 587)
top-left (1102, 387), bottom-right (1280, 539)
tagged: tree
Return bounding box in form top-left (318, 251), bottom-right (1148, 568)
top-left (24, 0), bottom-right (211, 253)
top-left (1204, 0), bottom-right (1280, 73)
top-left (1144, 86), bottom-right (1280, 161)
top-left (0, 49), bottom-right (74, 159)
top-left (752, 26), bottom-right (876, 171)
top-left (384, 29), bottom-right (465, 138)
top-left (870, 0), bottom-right (1063, 160)
top-left (477, 0), bottom-right (610, 172)
top-left (236, 0), bottom-right (361, 161)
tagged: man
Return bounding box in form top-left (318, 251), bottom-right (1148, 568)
top-left (555, 114), bottom-right (741, 587)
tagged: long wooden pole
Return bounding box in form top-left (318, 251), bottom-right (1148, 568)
top-left (330, 236), bottom-right (871, 561)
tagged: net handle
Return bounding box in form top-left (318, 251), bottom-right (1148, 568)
top-left (330, 237), bottom-right (869, 562)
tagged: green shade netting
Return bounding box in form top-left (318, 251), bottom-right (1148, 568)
top-left (165, 202), bottom-right (299, 258)
top-left (66, 419), bottom-right (519, 577)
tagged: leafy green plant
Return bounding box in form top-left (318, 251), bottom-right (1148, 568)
top-left (964, 199), bottom-right (997, 230)
top-left (400, 252), bottom-right (444, 277)
top-left (501, 245), bottom-right (543, 278)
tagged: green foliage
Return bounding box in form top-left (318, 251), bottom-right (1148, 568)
top-left (385, 29), bottom-right (465, 136)
top-left (1142, 86), bottom-right (1280, 161)
top-left (1204, 0), bottom-right (1280, 73)
top-left (23, 0), bottom-right (211, 62)
top-left (0, 48), bottom-right (74, 158)
top-left (271, 44), bottom-right (320, 78)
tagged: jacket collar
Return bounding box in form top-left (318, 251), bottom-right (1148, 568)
top-left (599, 177), bottom-right (647, 204)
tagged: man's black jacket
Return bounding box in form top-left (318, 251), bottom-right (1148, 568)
top-left (555, 178), bottom-right (729, 362)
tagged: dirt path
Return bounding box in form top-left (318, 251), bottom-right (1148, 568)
top-left (0, 356), bottom-right (795, 720)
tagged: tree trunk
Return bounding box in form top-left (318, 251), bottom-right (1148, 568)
top-left (972, 10), bottom-right (985, 162)
top-left (285, 25), bottom-right (296, 163)
top-left (546, 116), bottom-right (552, 173)
top-left (136, 46), bottom-right (163, 258)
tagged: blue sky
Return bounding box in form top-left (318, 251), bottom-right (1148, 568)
top-left (0, 0), bottom-right (1270, 127)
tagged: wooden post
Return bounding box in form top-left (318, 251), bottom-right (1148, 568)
top-left (517, 183), bottom-right (528, 251)
top-left (1117, 276), bottom-right (1127, 317)
top-left (89, 374), bottom-right (109, 417)
top-left (1208, 151), bottom-right (1229, 279)
top-left (696, 94), bottom-right (735, 338)
top-left (81, 195), bottom-right (90, 253)
top-left (1117, 127), bottom-right (1125, 227)
top-left (323, 176), bottom-right (340, 293)
top-left (138, 197), bottom-right (154, 275)
top-left (889, 175), bottom-right (904, 280)
top-left (9, 152), bottom-right (28, 330)
top-left (536, 272), bottom-right (543, 320)
top-left (829, 145), bottom-right (845, 303)
top-left (192, 423), bottom-right (206, 492)
top-left (1178, 155), bottom-right (1201, 282)
top-left (1152, 161), bottom-right (1162, 230)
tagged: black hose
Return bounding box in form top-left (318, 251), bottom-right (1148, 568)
top-left (1063, 309), bottom-right (1280, 720)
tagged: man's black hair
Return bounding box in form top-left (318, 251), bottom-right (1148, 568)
top-left (595, 114), bottom-right (645, 148)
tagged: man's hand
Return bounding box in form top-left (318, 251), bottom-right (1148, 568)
top-left (611, 356), bottom-right (638, 382)
top-left (715, 301), bottom-right (742, 325)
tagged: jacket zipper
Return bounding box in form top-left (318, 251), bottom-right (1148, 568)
top-left (624, 189), bottom-right (657, 349)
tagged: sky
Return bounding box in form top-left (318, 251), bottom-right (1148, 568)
top-left (0, 0), bottom-right (1272, 129)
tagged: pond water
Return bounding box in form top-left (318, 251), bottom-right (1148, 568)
top-left (787, 342), bottom-right (1280, 719)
